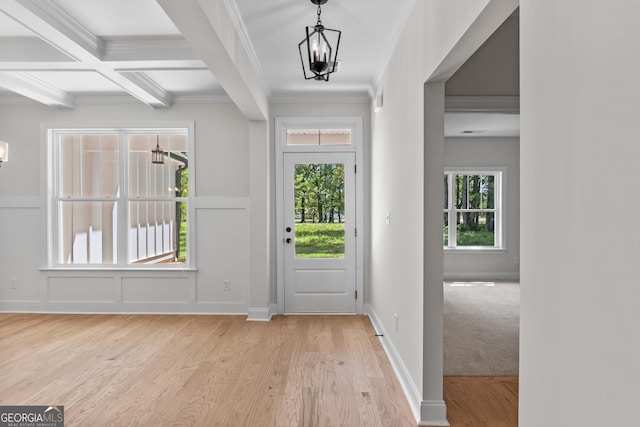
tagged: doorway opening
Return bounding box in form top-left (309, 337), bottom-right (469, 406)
top-left (275, 117), bottom-right (364, 314)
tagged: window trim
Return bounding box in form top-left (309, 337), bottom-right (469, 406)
top-left (444, 167), bottom-right (506, 251)
top-left (42, 121), bottom-right (196, 270)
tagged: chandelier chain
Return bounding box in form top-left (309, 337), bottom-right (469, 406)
top-left (316, 5), bottom-right (322, 25)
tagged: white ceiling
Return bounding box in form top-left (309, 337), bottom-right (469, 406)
top-left (0, 0), bottom-right (518, 136)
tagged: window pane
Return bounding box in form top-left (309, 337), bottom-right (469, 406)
top-left (58, 201), bottom-right (117, 264)
top-left (128, 200), bottom-right (187, 264)
top-left (129, 134), bottom-right (189, 198)
top-left (456, 212), bottom-right (495, 247)
top-left (294, 163), bottom-right (345, 258)
top-left (443, 212), bottom-right (449, 246)
top-left (455, 174), bottom-right (495, 210)
top-left (287, 129), bottom-right (351, 146)
top-left (444, 174), bottom-right (449, 209)
top-left (59, 134), bottom-right (119, 198)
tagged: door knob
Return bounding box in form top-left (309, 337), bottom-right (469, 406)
top-left (286, 238), bottom-right (292, 244)
top-left (286, 227), bottom-right (292, 232)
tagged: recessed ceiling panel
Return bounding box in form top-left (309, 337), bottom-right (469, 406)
top-left (0, 11), bottom-right (34, 36)
top-left (234, 0), bottom-right (414, 96)
top-left (143, 70), bottom-right (223, 94)
top-left (27, 71), bottom-right (124, 92)
top-left (55, 0), bottom-right (180, 36)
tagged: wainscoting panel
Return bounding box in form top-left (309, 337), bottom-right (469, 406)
top-left (48, 276), bottom-right (116, 302)
top-left (122, 276), bottom-right (190, 303)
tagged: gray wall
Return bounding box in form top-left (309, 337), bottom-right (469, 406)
top-left (444, 137), bottom-right (520, 281)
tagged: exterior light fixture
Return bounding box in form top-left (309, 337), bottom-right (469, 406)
top-left (298, 0), bottom-right (341, 82)
top-left (0, 141), bottom-right (8, 166)
top-left (151, 135), bottom-right (164, 164)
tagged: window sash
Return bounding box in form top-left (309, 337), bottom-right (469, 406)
top-left (50, 128), bottom-right (189, 267)
top-left (444, 170), bottom-right (502, 249)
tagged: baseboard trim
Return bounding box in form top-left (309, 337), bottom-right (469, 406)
top-left (246, 303), bottom-right (276, 322)
top-left (364, 304), bottom-right (423, 424)
top-left (444, 272), bottom-right (519, 282)
top-left (420, 400), bottom-right (450, 426)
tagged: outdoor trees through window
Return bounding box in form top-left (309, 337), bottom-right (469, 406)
top-left (444, 171), bottom-right (502, 249)
top-left (294, 163), bottom-right (345, 258)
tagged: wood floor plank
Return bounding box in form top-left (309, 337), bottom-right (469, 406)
top-left (444, 376), bottom-right (519, 427)
top-left (0, 313), bottom-right (518, 426)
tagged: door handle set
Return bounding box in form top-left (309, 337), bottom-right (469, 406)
top-left (285, 226), bottom-right (292, 244)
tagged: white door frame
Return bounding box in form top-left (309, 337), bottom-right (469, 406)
top-left (275, 116), bottom-right (364, 314)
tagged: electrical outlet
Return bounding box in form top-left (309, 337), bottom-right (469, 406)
top-left (394, 313), bottom-right (399, 332)
top-left (9, 278), bottom-right (16, 289)
top-left (223, 280), bottom-right (231, 291)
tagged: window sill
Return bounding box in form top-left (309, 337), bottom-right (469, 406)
top-left (40, 266), bottom-right (198, 272)
top-left (444, 248), bottom-right (507, 255)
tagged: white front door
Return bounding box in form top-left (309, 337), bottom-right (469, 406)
top-left (283, 152), bottom-right (356, 313)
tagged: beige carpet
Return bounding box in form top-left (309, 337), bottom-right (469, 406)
top-left (444, 282), bottom-right (519, 376)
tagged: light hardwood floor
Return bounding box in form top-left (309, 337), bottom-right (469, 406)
top-left (444, 376), bottom-right (518, 427)
top-left (0, 314), bottom-right (417, 426)
top-left (0, 313), bottom-right (518, 426)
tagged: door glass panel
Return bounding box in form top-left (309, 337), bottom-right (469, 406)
top-left (294, 163), bottom-right (345, 258)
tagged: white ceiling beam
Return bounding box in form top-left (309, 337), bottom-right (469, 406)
top-left (157, 0), bottom-right (268, 120)
top-left (118, 71), bottom-right (173, 107)
top-left (0, 0), bottom-right (173, 108)
top-left (0, 71), bottom-right (74, 108)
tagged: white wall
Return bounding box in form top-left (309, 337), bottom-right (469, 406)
top-left (520, 0), bottom-right (640, 425)
top-left (444, 137), bottom-right (519, 281)
top-left (0, 101), bottom-right (253, 314)
top-left (370, 3), bottom-right (428, 419)
top-left (370, 0), bottom-right (518, 424)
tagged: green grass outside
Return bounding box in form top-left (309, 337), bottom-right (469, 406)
top-left (177, 220), bottom-right (187, 262)
top-left (295, 222), bottom-right (345, 258)
top-left (444, 226), bottom-right (495, 247)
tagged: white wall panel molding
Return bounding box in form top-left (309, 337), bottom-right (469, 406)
top-left (0, 197), bottom-right (41, 208)
top-left (193, 196), bottom-right (249, 209)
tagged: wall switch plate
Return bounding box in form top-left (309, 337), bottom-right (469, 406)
top-left (9, 278), bottom-right (16, 289)
top-left (385, 210), bottom-right (391, 226)
top-left (223, 280), bottom-right (231, 291)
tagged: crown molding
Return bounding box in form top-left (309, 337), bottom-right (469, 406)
top-left (0, 71), bottom-right (74, 108)
top-left (270, 90), bottom-right (371, 105)
top-left (9, 0), bottom-right (106, 60)
top-left (118, 71), bottom-right (173, 108)
top-left (445, 95), bottom-right (520, 113)
top-left (223, 0), bottom-right (264, 79)
top-left (0, 92), bottom-right (232, 106)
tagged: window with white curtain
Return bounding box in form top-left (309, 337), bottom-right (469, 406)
top-left (49, 127), bottom-right (190, 267)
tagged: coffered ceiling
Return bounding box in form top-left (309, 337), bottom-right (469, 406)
top-left (0, 0), bottom-right (413, 108)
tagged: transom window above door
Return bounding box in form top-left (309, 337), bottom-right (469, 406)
top-left (286, 129), bottom-right (351, 146)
